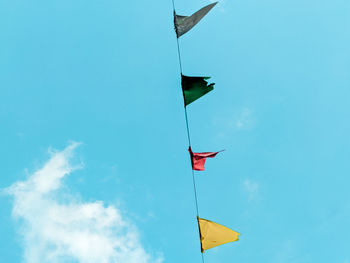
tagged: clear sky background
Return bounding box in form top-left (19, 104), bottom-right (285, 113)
top-left (1, 0), bottom-right (350, 262)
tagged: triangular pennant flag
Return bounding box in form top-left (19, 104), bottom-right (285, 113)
top-left (189, 147), bottom-right (222, 171)
top-left (174, 2), bottom-right (218, 38)
top-left (174, 3), bottom-right (217, 38)
top-left (181, 74), bottom-right (214, 106)
top-left (197, 217), bottom-right (240, 253)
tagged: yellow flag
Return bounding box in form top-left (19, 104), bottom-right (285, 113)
top-left (197, 217), bottom-right (240, 252)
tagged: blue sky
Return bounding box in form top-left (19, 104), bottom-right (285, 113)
top-left (1, 0), bottom-right (350, 262)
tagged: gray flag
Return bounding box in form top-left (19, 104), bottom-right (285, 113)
top-left (174, 2), bottom-right (218, 38)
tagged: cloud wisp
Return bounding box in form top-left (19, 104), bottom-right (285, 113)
top-left (235, 107), bottom-right (254, 130)
top-left (242, 179), bottom-right (259, 201)
top-left (6, 143), bottom-right (162, 263)
top-left (214, 106), bottom-right (256, 140)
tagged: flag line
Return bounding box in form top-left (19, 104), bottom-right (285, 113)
top-left (170, 0), bottom-right (205, 262)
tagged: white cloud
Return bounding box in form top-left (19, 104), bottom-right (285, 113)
top-left (6, 143), bottom-right (162, 263)
top-left (242, 179), bottom-right (259, 201)
top-left (214, 107), bottom-right (256, 140)
top-left (235, 107), bottom-right (254, 129)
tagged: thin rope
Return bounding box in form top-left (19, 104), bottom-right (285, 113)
top-left (191, 169), bottom-right (199, 215)
top-left (171, 1), bottom-right (205, 262)
top-left (175, 35), bottom-right (184, 74)
top-left (184, 106), bottom-right (192, 149)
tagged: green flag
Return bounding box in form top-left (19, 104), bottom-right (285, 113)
top-left (181, 74), bottom-right (214, 106)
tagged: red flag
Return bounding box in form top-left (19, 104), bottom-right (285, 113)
top-left (189, 147), bottom-right (222, 171)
